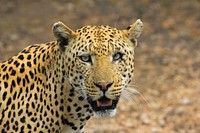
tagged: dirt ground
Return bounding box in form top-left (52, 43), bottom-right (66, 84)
top-left (0, 0), bottom-right (199, 133)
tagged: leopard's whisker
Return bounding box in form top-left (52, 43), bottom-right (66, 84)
top-left (122, 86), bottom-right (149, 106)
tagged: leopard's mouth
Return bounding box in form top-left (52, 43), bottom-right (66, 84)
top-left (88, 96), bottom-right (119, 112)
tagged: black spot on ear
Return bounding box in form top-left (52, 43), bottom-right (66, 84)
top-left (58, 36), bottom-right (69, 51)
top-left (130, 39), bottom-right (137, 47)
top-left (130, 39), bottom-right (136, 43)
top-left (127, 26), bottom-right (131, 30)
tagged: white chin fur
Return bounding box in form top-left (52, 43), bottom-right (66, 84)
top-left (94, 109), bottom-right (117, 118)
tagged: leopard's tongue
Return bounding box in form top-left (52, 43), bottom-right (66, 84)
top-left (97, 99), bottom-right (112, 107)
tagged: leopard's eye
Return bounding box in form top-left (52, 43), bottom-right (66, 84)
top-left (113, 52), bottom-right (124, 61)
top-left (79, 54), bottom-right (92, 63)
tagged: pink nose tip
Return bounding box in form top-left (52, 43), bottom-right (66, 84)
top-left (94, 82), bottom-right (113, 91)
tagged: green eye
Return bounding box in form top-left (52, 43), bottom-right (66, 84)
top-left (79, 54), bottom-right (92, 63)
top-left (113, 52), bottom-right (124, 61)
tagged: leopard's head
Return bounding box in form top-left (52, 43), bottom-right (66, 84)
top-left (53, 19), bottom-right (143, 117)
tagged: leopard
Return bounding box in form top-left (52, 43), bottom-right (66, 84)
top-left (0, 19), bottom-right (143, 133)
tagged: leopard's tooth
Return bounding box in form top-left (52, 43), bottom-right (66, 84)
top-left (97, 101), bottom-right (100, 107)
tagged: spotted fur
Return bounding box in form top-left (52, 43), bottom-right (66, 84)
top-left (0, 19), bottom-right (143, 132)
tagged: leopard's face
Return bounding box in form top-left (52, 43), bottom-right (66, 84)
top-left (53, 20), bottom-right (143, 117)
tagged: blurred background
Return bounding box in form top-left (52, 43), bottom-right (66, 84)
top-left (0, 0), bottom-right (199, 133)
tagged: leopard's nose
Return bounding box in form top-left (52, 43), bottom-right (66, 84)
top-left (94, 82), bottom-right (114, 91)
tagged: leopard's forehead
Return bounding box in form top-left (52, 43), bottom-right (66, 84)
top-left (75, 25), bottom-right (126, 55)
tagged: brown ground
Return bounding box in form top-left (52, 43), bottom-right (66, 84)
top-left (0, 0), bottom-right (199, 133)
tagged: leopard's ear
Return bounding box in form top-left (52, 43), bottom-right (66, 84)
top-left (52, 22), bottom-right (76, 50)
top-left (125, 19), bottom-right (143, 47)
